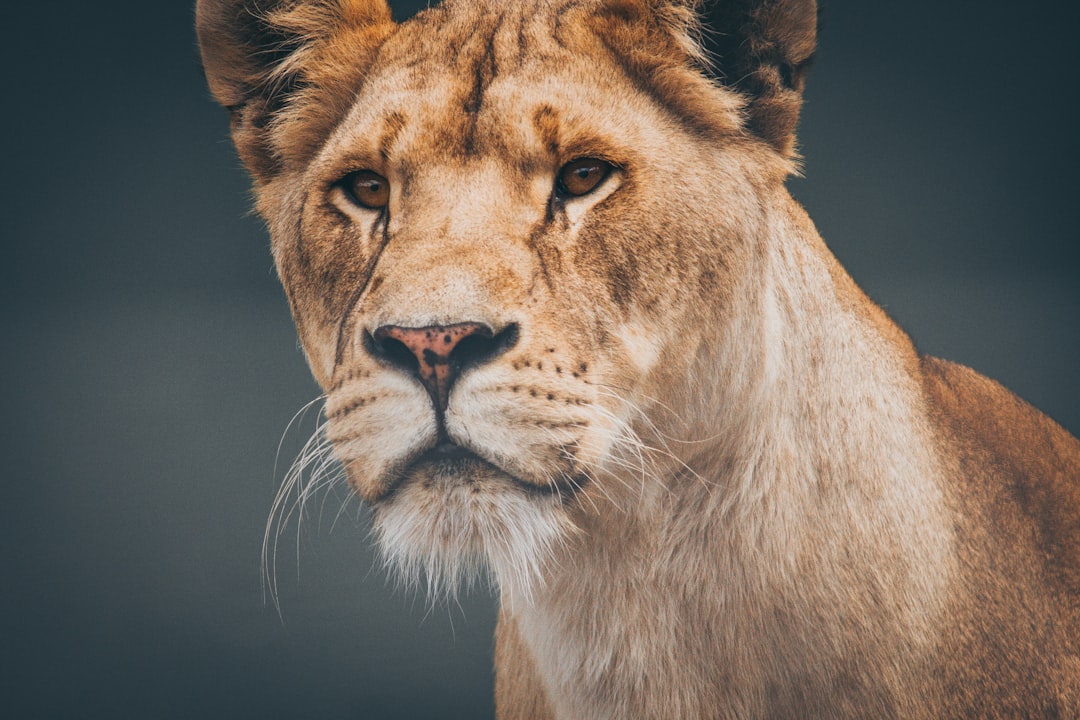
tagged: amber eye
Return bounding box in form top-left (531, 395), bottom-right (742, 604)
top-left (341, 170), bottom-right (390, 210)
top-left (556, 158), bottom-right (611, 198)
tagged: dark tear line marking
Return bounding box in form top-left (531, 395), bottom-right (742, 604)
top-left (526, 220), bottom-right (558, 294)
top-left (294, 190), bottom-right (312, 271)
top-left (334, 215), bottom-right (393, 368)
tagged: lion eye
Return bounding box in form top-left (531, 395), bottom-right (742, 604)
top-left (341, 170), bottom-right (390, 210)
top-left (556, 158), bottom-right (611, 198)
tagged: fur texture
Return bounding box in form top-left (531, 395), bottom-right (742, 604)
top-left (198, 0), bottom-right (1080, 717)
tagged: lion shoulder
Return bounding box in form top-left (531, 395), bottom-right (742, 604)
top-left (921, 355), bottom-right (1080, 595)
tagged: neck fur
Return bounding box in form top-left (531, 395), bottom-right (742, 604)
top-left (509, 196), bottom-right (956, 719)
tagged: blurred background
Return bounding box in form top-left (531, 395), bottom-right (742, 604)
top-left (2, 0), bottom-right (1076, 717)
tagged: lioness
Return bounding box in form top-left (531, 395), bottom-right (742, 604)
top-left (197, 0), bottom-right (1080, 716)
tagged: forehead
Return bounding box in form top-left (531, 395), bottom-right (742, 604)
top-left (317, 0), bottom-right (650, 167)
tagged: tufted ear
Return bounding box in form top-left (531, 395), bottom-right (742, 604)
top-left (196, 0), bottom-right (395, 179)
top-left (699, 0), bottom-right (817, 158)
top-left (592, 0), bottom-right (816, 159)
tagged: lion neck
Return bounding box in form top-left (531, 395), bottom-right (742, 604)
top-left (508, 192), bottom-right (956, 718)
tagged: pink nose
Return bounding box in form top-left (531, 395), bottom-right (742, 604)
top-left (370, 322), bottom-right (507, 413)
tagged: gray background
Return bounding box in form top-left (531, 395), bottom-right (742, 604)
top-left (3, 1), bottom-right (1077, 718)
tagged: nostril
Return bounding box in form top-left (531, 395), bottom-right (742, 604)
top-left (364, 329), bottom-right (420, 376)
top-left (451, 323), bottom-right (519, 374)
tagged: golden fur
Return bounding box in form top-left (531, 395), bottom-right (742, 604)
top-left (198, 0), bottom-right (1080, 716)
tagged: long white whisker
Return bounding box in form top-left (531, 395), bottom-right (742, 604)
top-left (272, 395), bottom-right (327, 488)
top-left (590, 383), bottom-right (726, 447)
top-left (588, 396), bottom-right (714, 492)
top-left (262, 398), bottom-right (343, 616)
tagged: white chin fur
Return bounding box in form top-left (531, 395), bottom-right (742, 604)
top-left (372, 476), bottom-right (575, 606)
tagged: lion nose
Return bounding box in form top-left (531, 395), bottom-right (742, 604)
top-left (368, 322), bottom-right (519, 413)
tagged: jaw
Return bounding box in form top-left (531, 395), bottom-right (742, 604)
top-left (357, 419), bottom-right (691, 605)
top-left (368, 453), bottom-right (579, 603)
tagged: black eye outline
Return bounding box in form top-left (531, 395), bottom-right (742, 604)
top-left (554, 158), bottom-right (614, 201)
top-left (337, 170), bottom-right (390, 210)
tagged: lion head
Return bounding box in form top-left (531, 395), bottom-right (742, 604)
top-left (198, 0), bottom-right (815, 600)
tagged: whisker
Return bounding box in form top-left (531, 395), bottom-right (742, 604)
top-left (262, 398), bottom-right (346, 616)
top-left (589, 383), bottom-right (726, 446)
top-left (587, 394), bottom-right (715, 492)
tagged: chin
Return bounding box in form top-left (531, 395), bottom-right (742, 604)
top-left (367, 446), bottom-right (578, 604)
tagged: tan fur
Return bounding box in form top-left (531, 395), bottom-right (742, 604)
top-left (198, 0), bottom-right (1080, 716)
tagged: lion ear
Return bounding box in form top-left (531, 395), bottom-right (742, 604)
top-left (196, 0), bottom-right (395, 179)
top-left (698, 0), bottom-right (817, 158)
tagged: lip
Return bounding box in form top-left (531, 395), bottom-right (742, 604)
top-left (423, 441), bottom-right (482, 462)
top-left (377, 441), bottom-right (583, 501)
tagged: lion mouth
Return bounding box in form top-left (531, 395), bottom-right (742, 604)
top-left (413, 441), bottom-right (490, 474)
top-left (379, 440), bottom-right (580, 502)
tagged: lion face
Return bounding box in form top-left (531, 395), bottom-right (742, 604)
top-left (200, 0), bottom-right (801, 597)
